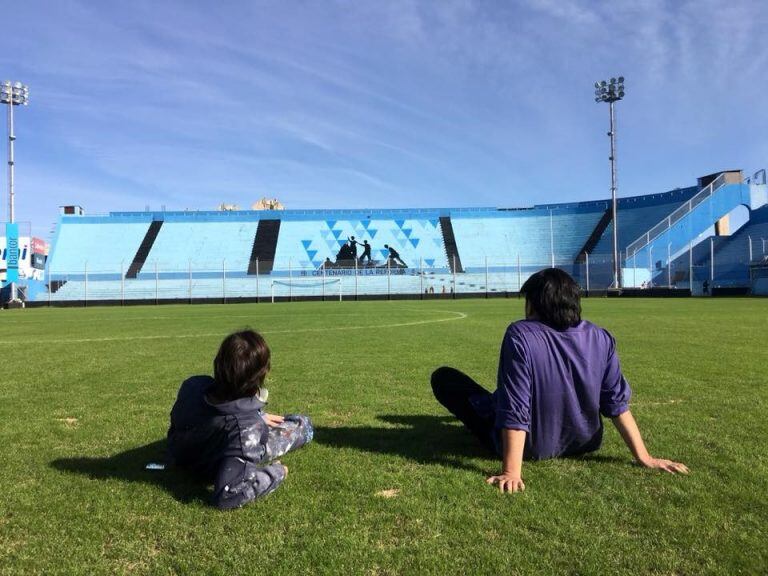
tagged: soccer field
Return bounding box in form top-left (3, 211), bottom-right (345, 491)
top-left (1, 298), bottom-right (766, 575)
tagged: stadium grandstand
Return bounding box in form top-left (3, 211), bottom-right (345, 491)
top-left (5, 168), bottom-right (766, 305)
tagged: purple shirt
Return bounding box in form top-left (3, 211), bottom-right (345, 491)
top-left (494, 319), bottom-right (631, 460)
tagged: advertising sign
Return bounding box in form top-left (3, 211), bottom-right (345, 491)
top-left (1, 231), bottom-right (42, 282)
top-left (31, 237), bottom-right (48, 255)
top-left (5, 223), bottom-right (19, 283)
top-left (31, 253), bottom-right (46, 269)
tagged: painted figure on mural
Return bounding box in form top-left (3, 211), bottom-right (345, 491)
top-left (384, 244), bottom-right (407, 268)
top-left (359, 240), bottom-right (372, 264)
top-left (348, 236), bottom-right (360, 259)
top-left (335, 242), bottom-right (355, 264)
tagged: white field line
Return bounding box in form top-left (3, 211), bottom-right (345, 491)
top-left (0, 308), bottom-right (454, 325)
top-left (0, 310), bottom-right (468, 345)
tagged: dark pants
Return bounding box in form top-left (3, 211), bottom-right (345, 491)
top-left (431, 366), bottom-right (496, 453)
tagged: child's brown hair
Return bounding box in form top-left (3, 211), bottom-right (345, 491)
top-left (212, 330), bottom-right (271, 402)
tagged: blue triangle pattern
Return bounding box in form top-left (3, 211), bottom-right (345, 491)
top-left (301, 240), bottom-right (312, 249)
top-left (326, 220), bottom-right (337, 230)
top-left (395, 220), bottom-right (406, 230)
top-left (332, 229), bottom-right (344, 240)
top-left (306, 249), bottom-right (318, 261)
top-left (410, 238), bottom-right (420, 248)
top-left (425, 258), bottom-right (435, 267)
top-left (402, 228), bottom-right (413, 238)
top-left (362, 220), bottom-right (372, 230)
top-left (369, 229), bottom-right (378, 238)
top-left (379, 249), bottom-right (389, 259)
top-left (430, 219), bottom-right (440, 228)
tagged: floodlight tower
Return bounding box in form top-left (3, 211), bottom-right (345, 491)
top-left (594, 76), bottom-right (625, 289)
top-left (1, 80), bottom-right (30, 304)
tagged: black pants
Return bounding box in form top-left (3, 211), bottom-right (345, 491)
top-left (431, 366), bottom-right (496, 453)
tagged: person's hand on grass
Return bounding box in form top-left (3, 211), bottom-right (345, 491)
top-left (611, 412), bottom-right (690, 476)
top-left (639, 457), bottom-right (689, 474)
top-left (262, 413), bottom-right (285, 427)
top-left (486, 473), bottom-right (525, 493)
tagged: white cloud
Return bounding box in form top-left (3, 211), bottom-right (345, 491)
top-left (525, 0), bottom-right (599, 25)
top-left (1, 0), bottom-right (767, 230)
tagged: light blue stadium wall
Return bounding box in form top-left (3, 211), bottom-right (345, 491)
top-left (146, 220), bottom-right (260, 273)
top-left (699, 204), bottom-right (768, 285)
top-left (626, 183), bottom-right (750, 274)
top-left (451, 208), bottom-right (604, 267)
top-left (47, 218), bottom-right (151, 274)
top-left (593, 187), bottom-right (698, 255)
top-left (40, 184), bottom-right (749, 301)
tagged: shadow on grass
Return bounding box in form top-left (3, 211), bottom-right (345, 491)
top-left (572, 453), bottom-right (628, 465)
top-left (314, 414), bottom-right (494, 473)
top-left (49, 420), bottom-right (625, 500)
top-left (50, 440), bottom-right (209, 505)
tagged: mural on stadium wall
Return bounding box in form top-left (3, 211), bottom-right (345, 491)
top-left (274, 218), bottom-right (448, 272)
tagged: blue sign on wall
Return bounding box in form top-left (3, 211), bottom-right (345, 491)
top-left (5, 223), bottom-right (19, 283)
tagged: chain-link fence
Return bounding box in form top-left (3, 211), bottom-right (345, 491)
top-left (629, 234), bottom-right (768, 295)
top-left (27, 241), bottom-right (765, 305)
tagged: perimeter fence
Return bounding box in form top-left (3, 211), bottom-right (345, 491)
top-left (16, 240), bottom-right (765, 305)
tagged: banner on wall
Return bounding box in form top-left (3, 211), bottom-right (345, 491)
top-left (5, 223), bottom-right (19, 283)
top-left (1, 225), bottom-right (41, 283)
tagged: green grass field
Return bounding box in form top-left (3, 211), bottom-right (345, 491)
top-left (1, 298), bottom-right (766, 575)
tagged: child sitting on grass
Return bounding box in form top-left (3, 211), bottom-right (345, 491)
top-left (168, 329), bottom-right (313, 510)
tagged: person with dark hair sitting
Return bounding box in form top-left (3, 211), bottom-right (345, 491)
top-left (431, 268), bottom-right (688, 493)
top-left (168, 330), bottom-right (313, 509)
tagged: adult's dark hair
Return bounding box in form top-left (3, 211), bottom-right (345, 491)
top-left (520, 268), bottom-right (581, 330)
top-left (212, 330), bottom-right (271, 402)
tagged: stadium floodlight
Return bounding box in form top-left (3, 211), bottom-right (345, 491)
top-left (594, 75), bottom-right (625, 289)
top-left (1, 80), bottom-right (29, 306)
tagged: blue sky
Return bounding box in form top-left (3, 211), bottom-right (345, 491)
top-left (1, 0), bottom-right (767, 237)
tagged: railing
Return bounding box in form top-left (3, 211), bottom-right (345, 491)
top-left (745, 168), bottom-right (766, 185)
top-left (626, 173), bottom-right (727, 257)
top-left (35, 254), bottom-right (638, 304)
top-left (21, 239), bottom-right (765, 305)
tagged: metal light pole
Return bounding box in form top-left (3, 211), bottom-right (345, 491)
top-left (594, 76), bottom-right (625, 289)
top-left (1, 81), bottom-right (29, 305)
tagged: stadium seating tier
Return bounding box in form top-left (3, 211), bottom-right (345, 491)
top-left (37, 179), bottom-right (767, 300)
